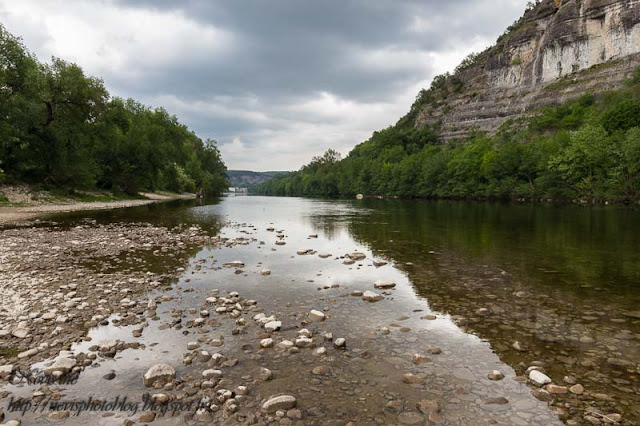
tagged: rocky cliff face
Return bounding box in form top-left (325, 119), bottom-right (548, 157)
top-left (415, 0), bottom-right (640, 139)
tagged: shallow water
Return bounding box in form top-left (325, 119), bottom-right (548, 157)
top-left (4, 196), bottom-right (640, 425)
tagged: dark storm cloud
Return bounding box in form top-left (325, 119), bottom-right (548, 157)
top-left (0, 0), bottom-right (528, 170)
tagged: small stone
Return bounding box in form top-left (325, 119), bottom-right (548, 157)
top-left (103, 370), bottom-right (116, 380)
top-left (484, 397), bottom-right (509, 405)
top-left (546, 384), bottom-right (568, 394)
top-left (260, 338), bottom-right (274, 348)
top-left (512, 341), bottom-right (526, 352)
top-left (412, 354), bottom-right (430, 364)
top-left (532, 389), bottom-right (553, 402)
top-left (0, 364), bottom-right (14, 379)
top-left (374, 281), bottom-right (396, 290)
top-left (529, 370), bottom-right (552, 387)
top-left (417, 399), bottom-right (441, 414)
top-left (362, 291), bottom-right (384, 302)
top-left (475, 308), bottom-right (490, 317)
top-left (143, 364), bottom-right (176, 387)
top-left (333, 338), bottom-right (346, 348)
top-left (48, 411), bottom-right (70, 420)
top-left (264, 321), bottom-right (281, 333)
top-left (308, 310), bottom-right (326, 322)
top-left (488, 370), bottom-right (504, 380)
top-left (262, 395), bottom-right (297, 413)
top-left (259, 367), bottom-right (273, 381)
top-left (312, 365), bottom-right (329, 375)
top-left (277, 340), bottom-right (294, 350)
top-left (569, 384), bottom-right (584, 395)
top-left (138, 411), bottom-right (156, 423)
top-left (402, 373), bottom-right (423, 384)
top-left (202, 369), bottom-right (222, 380)
top-left (261, 269), bottom-right (271, 276)
top-left (397, 412), bottom-right (424, 425)
top-left (11, 328), bottom-right (29, 339)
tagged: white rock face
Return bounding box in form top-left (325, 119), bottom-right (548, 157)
top-left (362, 291), bottom-right (384, 302)
top-left (262, 395), bottom-right (297, 413)
top-left (529, 370), bottom-right (552, 387)
top-left (308, 310), bottom-right (326, 322)
top-left (143, 364), bottom-right (176, 387)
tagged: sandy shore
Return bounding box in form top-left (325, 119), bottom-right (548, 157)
top-left (0, 193), bottom-right (195, 225)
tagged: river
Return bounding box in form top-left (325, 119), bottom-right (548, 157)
top-left (2, 195), bottom-right (639, 425)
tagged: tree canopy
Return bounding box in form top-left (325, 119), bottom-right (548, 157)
top-left (0, 24), bottom-right (227, 195)
top-left (258, 68), bottom-right (640, 203)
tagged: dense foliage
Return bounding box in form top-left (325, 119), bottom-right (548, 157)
top-left (258, 67), bottom-right (640, 202)
top-left (0, 25), bottom-right (227, 195)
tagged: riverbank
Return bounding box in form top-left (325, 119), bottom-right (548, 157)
top-left (0, 185), bottom-right (195, 226)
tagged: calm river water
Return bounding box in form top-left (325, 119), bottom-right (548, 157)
top-left (7, 196), bottom-right (640, 425)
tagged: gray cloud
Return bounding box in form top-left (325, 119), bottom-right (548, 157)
top-left (0, 0), bottom-right (528, 170)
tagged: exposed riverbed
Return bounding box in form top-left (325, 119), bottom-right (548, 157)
top-left (1, 196), bottom-right (638, 425)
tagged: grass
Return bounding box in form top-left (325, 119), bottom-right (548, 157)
top-left (0, 346), bottom-right (20, 359)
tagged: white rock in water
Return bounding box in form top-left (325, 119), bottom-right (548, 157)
top-left (262, 395), bottom-right (297, 413)
top-left (11, 327), bottom-right (29, 339)
top-left (260, 338), bottom-right (274, 348)
top-left (44, 356), bottom-right (76, 375)
top-left (0, 364), bottom-right (14, 379)
top-left (334, 338), bottom-right (346, 348)
top-left (308, 310), bottom-right (326, 322)
top-left (97, 339), bottom-right (118, 352)
top-left (374, 281), bottom-right (396, 289)
top-left (260, 269), bottom-right (271, 276)
top-left (347, 252), bottom-right (366, 260)
top-left (143, 364), bottom-right (176, 387)
top-left (362, 291), bottom-right (384, 302)
top-left (356, 194), bottom-right (364, 200)
top-left (264, 321), bottom-right (281, 332)
top-left (529, 370), bottom-right (552, 386)
top-left (187, 342), bottom-right (199, 350)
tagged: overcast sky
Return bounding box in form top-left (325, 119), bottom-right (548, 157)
top-left (0, 0), bottom-right (528, 171)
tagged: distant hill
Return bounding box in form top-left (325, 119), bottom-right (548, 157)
top-left (227, 170), bottom-right (289, 192)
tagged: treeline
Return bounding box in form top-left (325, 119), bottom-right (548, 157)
top-left (0, 25), bottom-right (227, 195)
top-left (258, 67), bottom-right (640, 202)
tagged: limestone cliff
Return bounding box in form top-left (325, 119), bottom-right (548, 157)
top-left (415, 0), bottom-right (640, 139)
